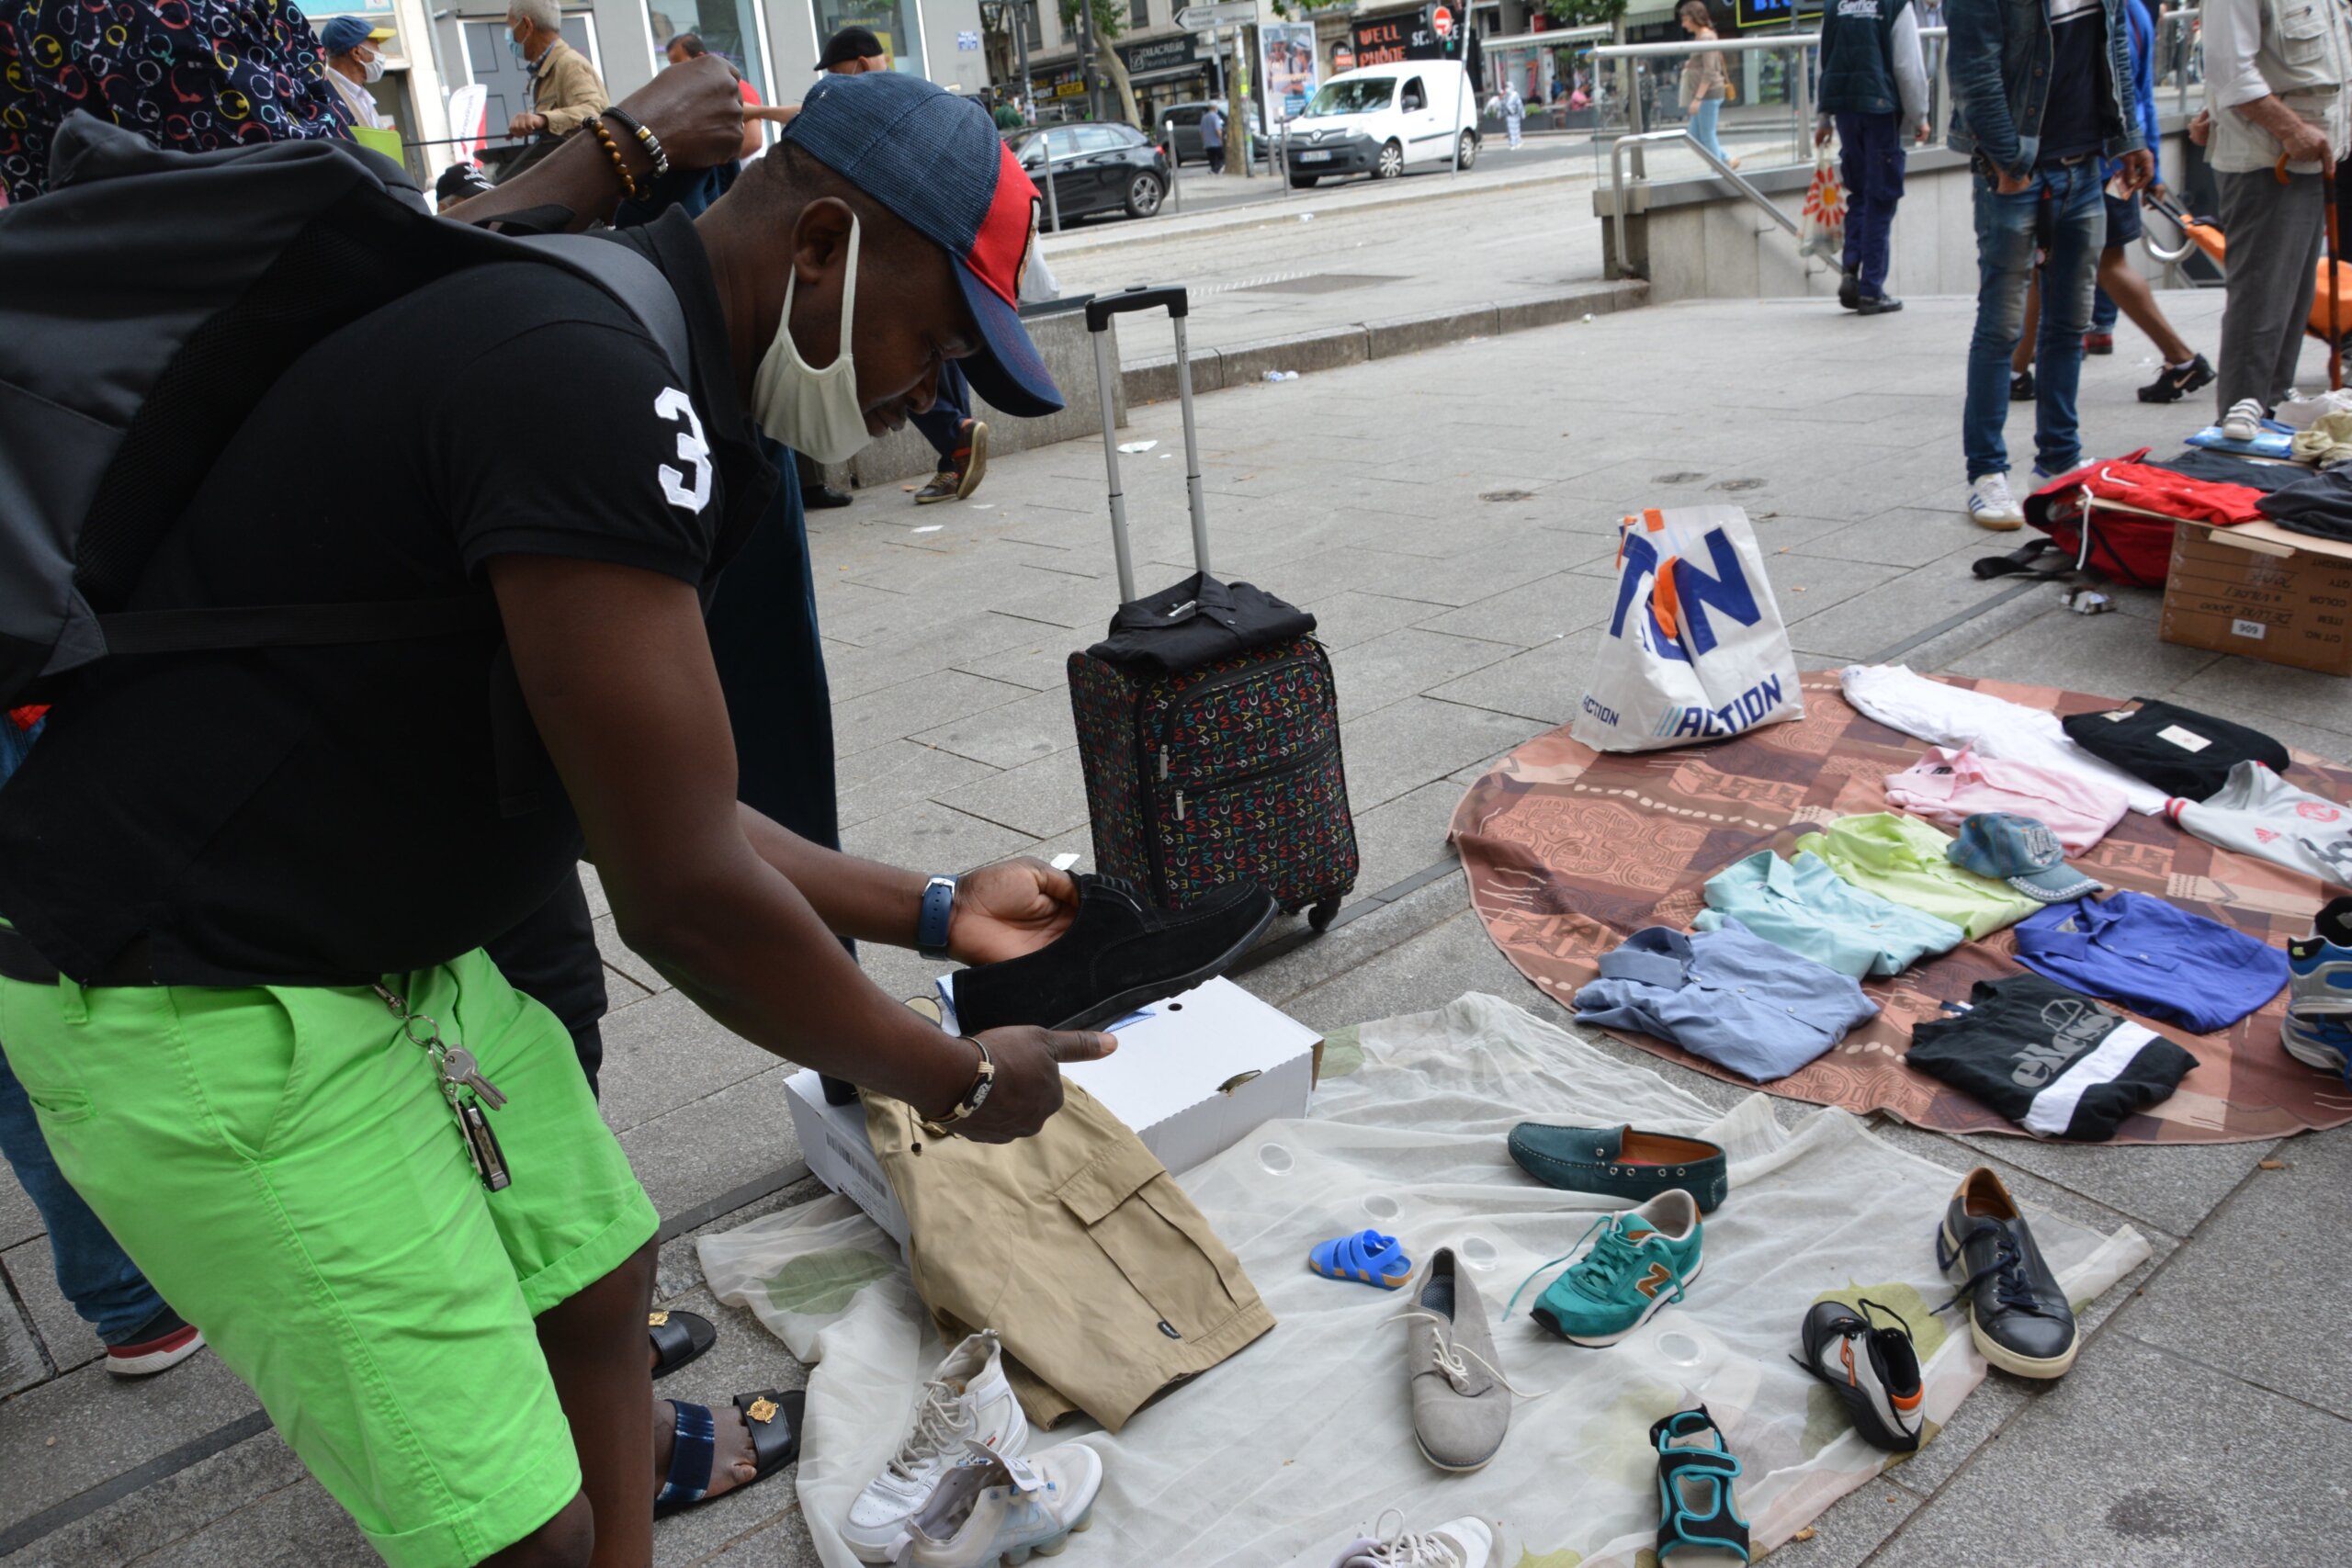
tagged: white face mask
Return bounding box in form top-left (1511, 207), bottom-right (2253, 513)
top-left (360, 50), bottom-right (386, 83)
top-left (750, 214), bottom-right (871, 464)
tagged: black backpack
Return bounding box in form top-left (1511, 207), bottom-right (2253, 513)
top-left (0, 112), bottom-right (689, 706)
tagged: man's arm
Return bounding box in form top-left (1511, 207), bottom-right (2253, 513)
top-left (1946, 0), bottom-right (2024, 174)
top-left (487, 553), bottom-right (1112, 1141)
top-left (541, 51), bottom-right (613, 139)
top-left (1894, 6), bottom-right (1933, 135)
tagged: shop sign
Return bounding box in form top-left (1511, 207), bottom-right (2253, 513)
top-left (1120, 33), bottom-right (1197, 73)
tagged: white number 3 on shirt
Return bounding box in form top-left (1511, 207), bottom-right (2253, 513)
top-left (654, 388), bottom-right (712, 513)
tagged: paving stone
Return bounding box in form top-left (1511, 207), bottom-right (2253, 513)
top-left (1346, 541), bottom-right (1566, 609)
top-left (2167, 654), bottom-right (2352, 735)
top-left (1280, 905), bottom-right (1535, 1036)
top-left (1792, 503), bottom-right (1999, 570)
top-left (1349, 780), bottom-right (1468, 897)
top-left (103, 1469), bottom-right (374, 1567)
top-left (0, 1427), bottom-right (312, 1568)
top-left (1423, 629), bottom-right (1603, 728)
top-left (1761, 1478), bottom-right (1919, 1568)
top-left (619, 1066), bottom-right (805, 1224)
top-left (578, 859), bottom-right (610, 921)
top-left (2112, 1124), bottom-right (2352, 1419)
top-left (1787, 559), bottom-right (2046, 664)
top-left (929, 750), bottom-right (1092, 840)
top-left (1417, 569), bottom-right (1627, 648)
top-left (0, 1352), bottom-right (258, 1532)
top-left (1238, 874), bottom-right (1471, 1010)
top-left (1936, 1129), bottom-right (2279, 1243)
top-left (1947, 604), bottom-right (2222, 694)
top-left (839, 801), bottom-right (1037, 877)
top-left (595, 988), bottom-right (784, 1140)
top-left (832, 741), bottom-right (1000, 833)
top-left (832, 671), bottom-right (1032, 761)
top-left (1758, 553), bottom-right (1908, 626)
top-left (594, 911), bottom-right (671, 997)
top-left (817, 612), bottom-right (1047, 704)
top-left (1305, 591), bottom-right (1449, 651)
top-left (0, 1284), bottom-right (47, 1400)
top-left (4, 1235), bottom-right (101, 1379)
top-left (950, 633), bottom-right (1077, 693)
top-left (1330, 697), bottom-right (1543, 812)
top-left (906, 685), bottom-right (1081, 770)
top-left (1327, 627), bottom-right (1517, 721)
top-left (1863, 1334), bottom-right (2350, 1568)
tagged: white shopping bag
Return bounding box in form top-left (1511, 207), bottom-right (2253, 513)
top-left (1799, 146), bottom-right (1846, 263)
top-left (1570, 505), bottom-right (1804, 751)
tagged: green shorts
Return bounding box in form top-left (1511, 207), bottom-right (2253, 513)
top-left (0, 945), bottom-right (658, 1568)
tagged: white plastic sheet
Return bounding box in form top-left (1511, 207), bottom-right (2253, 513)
top-left (700, 994), bottom-right (2148, 1568)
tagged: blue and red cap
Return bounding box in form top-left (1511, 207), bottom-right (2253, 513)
top-left (782, 73), bottom-right (1062, 417)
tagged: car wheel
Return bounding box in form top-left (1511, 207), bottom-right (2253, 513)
top-left (1288, 174), bottom-right (1319, 188)
top-left (1457, 130), bottom-right (1478, 169)
top-left (1124, 171), bottom-right (1164, 218)
top-left (1374, 140), bottom-right (1404, 179)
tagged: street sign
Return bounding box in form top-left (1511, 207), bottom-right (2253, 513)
top-left (1177, 1), bottom-right (1255, 29)
top-left (1430, 5), bottom-right (1453, 39)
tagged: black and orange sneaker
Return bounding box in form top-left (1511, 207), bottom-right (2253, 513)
top-left (105, 1307), bottom-right (205, 1378)
top-left (1794, 1298), bottom-right (1924, 1450)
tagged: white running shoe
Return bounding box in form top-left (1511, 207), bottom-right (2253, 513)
top-left (898, 1438), bottom-right (1102, 1566)
top-left (1965, 472), bottom-right (2024, 531)
top-left (844, 1331), bottom-right (1031, 1563)
top-left (1329, 1511), bottom-right (1498, 1568)
top-left (2222, 397), bottom-right (2267, 442)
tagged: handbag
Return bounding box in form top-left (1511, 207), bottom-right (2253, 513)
top-left (1800, 147), bottom-right (1846, 261)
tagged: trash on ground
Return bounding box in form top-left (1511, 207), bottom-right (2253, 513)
top-left (1117, 440), bottom-right (1159, 453)
top-left (1263, 370), bottom-right (1300, 382)
top-left (2062, 587), bottom-right (2114, 615)
top-left (1049, 852), bottom-right (1082, 871)
top-left (910, 525), bottom-right (943, 534)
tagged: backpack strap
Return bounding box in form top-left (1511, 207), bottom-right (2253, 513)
top-left (513, 232), bottom-right (693, 385)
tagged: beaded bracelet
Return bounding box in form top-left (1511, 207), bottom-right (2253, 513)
top-left (588, 114), bottom-right (644, 201)
top-left (600, 107), bottom-right (672, 182)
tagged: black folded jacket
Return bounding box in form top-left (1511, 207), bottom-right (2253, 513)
top-left (1085, 572), bottom-right (1316, 674)
top-left (2060, 696), bottom-right (2290, 802)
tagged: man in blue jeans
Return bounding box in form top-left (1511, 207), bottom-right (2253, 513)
top-left (1948, 0), bottom-right (2153, 528)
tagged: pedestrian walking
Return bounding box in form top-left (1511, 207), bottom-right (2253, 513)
top-left (1679, 1), bottom-right (1737, 167)
top-left (504, 0), bottom-right (610, 144)
top-left (1202, 102), bottom-right (1227, 174)
top-left (1947, 0), bottom-right (2152, 529)
top-left (1491, 81), bottom-right (1526, 148)
top-left (2201, 0), bottom-right (2352, 429)
top-left (912, 360), bottom-right (991, 503)
top-left (320, 16), bottom-right (398, 132)
top-left (1815, 0), bottom-right (1932, 314)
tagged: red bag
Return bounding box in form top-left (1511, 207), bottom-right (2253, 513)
top-left (2021, 451), bottom-right (2269, 588)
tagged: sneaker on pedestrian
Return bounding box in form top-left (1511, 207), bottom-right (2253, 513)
top-left (1516, 1190), bottom-right (1702, 1348)
top-left (898, 1438), bottom-right (1102, 1567)
top-left (1965, 472), bottom-right (2025, 531)
top-left (2009, 368), bottom-right (2036, 400)
top-left (1794, 1298), bottom-right (1924, 1451)
top-left (1934, 1167), bottom-right (2078, 1379)
top-left (1857, 294), bottom-right (1904, 315)
top-left (2083, 332), bottom-right (2114, 355)
top-left (1396, 1247), bottom-right (1514, 1472)
top-left (2283, 895), bottom-right (2352, 1080)
top-left (2222, 397), bottom-right (2267, 442)
top-left (2138, 354), bottom-right (2214, 403)
top-left (1329, 1510), bottom-right (1498, 1568)
top-left (843, 1330), bottom-right (1030, 1563)
top-left (104, 1306), bottom-right (205, 1377)
top-left (1838, 268), bottom-right (1860, 311)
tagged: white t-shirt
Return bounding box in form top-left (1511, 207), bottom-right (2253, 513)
top-left (1839, 664), bottom-right (2168, 816)
top-left (2170, 761), bottom-right (2352, 890)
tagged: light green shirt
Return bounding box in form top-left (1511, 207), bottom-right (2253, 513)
top-left (1791, 813), bottom-right (2040, 940)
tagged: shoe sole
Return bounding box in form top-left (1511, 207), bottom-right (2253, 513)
top-left (1937, 1220), bottom-right (2078, 1380)
top-left (1968, 509), bottom-right (2025, 532)
top-left (1049, 898), bottom-right (1280, 1032)
top-left (1413, 1430), bottom-right (1499, 1474)
top-left (958, 423), bottom-right (990, 502)
top-left (105, 1330), bottom-right (206, 1377)
top-left (1004, 1506), bottom-right (1092, 1564)
top-left (1562, 1254), bottom-right (1702, 1348)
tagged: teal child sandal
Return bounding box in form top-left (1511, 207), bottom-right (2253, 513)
top-left (1306, 1229), bottom-right (1414, 1290)
top-left (1651, 1405), bottom-right (1751, 1563)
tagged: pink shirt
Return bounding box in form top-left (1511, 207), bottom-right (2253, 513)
top-left (1883, 745), bottom-right (2129, 854)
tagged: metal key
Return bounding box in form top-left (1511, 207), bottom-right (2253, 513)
top-left (439, 1046), bottom-right (507, 1111)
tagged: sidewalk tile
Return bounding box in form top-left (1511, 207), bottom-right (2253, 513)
top-left (1423, 630), bottom-right (1602, 728)
top-left (4, 1235), bottom-right (100, 1378)
top-left (0, 1164), bottom-right (38, 1255)
top-left (908, 685), bottom-right (1080, 770)
top-left (1419, 570), bottom-right (1624, 648)
top-left (1304, 591), bottom-right (1443, 650)
top-left (594, 912), bottom-right (669, 997)
top-left (619, 1066), bottom-right (803, 1222)
top-left (1238, 874), bottom-right (1470, 1010)
top-left (596, 989), bottom-right (779, 1139)
top-left (1329, 628), bottom-right (1516, 720)
top-left (1334, 697), bottom-right (1541, 810)
top-left (0, 1428), bottom-right (320, 1568)
top-left (1947, 604), bottom-right (2222, 693)
top-left (839, 801), bottom-right (1036, 875)
top-left (0, 1352), bottom-right (259, 1532)
top-left (931, 751), bottom-right (1092, 840)
top-left (833, 671), bottom-right (1032, 761)
top-left (1953, 1133), bottom-right (2280, 1243)
top-left (0, 1288), bottom-right (44, 1400)
top-left (834, 741), bottom-right (1000, 832)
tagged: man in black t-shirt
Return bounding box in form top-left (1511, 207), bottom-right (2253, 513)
top-left (0, 73), bottom-right (1106, 1568)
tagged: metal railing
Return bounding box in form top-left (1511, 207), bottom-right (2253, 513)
top-left (1608, 127), bottom-right (1799, 277)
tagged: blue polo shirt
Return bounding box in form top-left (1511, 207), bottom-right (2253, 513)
top-left (2013, 890), bottom-right (2289, 1033)
top-left (1695, 850), bottom-right (1966, 979)
top-left (1574, 919), bottom-right (1880, 1082)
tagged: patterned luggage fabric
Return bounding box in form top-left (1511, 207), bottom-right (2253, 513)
top-left (1069, 636), bottom-right (1358, 922)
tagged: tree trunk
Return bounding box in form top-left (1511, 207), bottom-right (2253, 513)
top-left (1097, 38), bottom-right (1142, 128)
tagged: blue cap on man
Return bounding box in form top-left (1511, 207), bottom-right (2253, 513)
top-left (784, 72), bottom-right (1062, 417)
top-left (320, 16), bottom-right (393, 55)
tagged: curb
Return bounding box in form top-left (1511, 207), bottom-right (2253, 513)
top-left (1120, 276), bottom-right (1647, 404)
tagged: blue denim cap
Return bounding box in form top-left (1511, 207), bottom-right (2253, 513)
top-left (1948, 813), bottom-right (2105, 903)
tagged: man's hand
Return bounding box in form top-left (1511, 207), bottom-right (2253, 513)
top-left (2120, 148), bottom-right (2155, 194)
top-left (2188, 107), bottom-right (2211, 147)
top-left (1815, 125), bottom-right (1833, 149)
top-left (952, 1026), bottom-right (1117, 1143)
top-left (1916, 120), bottom-right (1934, 146)
top-left (1995, 166), bottom-right (2032, 197)
top-left (508, 110), bottom-right (548, 137)
top-left (949, 858), bottom-right (1080, 965)
top-left (615, 51), bottom-right (746, 170)
top-left (2279, 118), bottom-right (2333, 169)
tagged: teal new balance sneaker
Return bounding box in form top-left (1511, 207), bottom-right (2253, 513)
top-left (1509, 1190), bottom-right (1703, 1347)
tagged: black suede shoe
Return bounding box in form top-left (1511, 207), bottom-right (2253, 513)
top-left (1838, 268), bottom-right (1860, 311)
top-left (802, 480), bottom-right (854, 509)
top-left (951, 875), bottom-right (1277, 1033)
top-left (1934, 1167), bottom-right (2078, 1379)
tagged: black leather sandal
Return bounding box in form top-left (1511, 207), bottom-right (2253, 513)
top-left (653, 1390), bottom-right (805, 1519)
top-left (649, 1308), bottom-right (717, 1380)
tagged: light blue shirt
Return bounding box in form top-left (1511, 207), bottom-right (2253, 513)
top-left (1574, 919), bottom-right (1880, 1083)
top-left (1693, 851), bottom-right (1966, 979)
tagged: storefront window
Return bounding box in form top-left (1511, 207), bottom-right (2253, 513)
top-left (809, 0), bottom-right (915, 67)
top-left (1023, 0), bottom-right (1044, 48)
top-left (1129, 0), bottom-right (1148, 27)
top-left (648, 0), bottom-right (770, 96)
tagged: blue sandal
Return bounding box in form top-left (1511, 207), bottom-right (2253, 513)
top-left (1306, 1229), bottom-right (1413, 1290)
top-left (1651, 1405), bottom-right (1751, 1563)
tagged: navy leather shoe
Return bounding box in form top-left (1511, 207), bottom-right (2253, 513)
top-left (1936, 1167), bottom-right (2078, 1378)
top-left (1507, 1123), bottom-right (1728, 1213)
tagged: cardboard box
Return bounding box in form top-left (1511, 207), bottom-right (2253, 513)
top-left (782, 977), bottom-right (1323, 1247)
top-left (2161, 519), bottom-right (2352, 676)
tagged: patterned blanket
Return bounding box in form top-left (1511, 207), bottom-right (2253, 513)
top-left (1452, 671), bottom-right (2352, 1144)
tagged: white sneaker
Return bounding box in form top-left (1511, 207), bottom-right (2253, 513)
top-left (2222, 397), bottom-right (2267, 442)
top-left (899, 1438), bottom-right (1102, 1566)
top-left (843, 1331), bottom-right (1031, 1563)
top-left (1965, 472), bottom-right (2024, 531)
top-left (1330, 1513), bottom-right (1498, 1568)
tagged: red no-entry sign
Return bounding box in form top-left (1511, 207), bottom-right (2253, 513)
top-left (1431, 5), bottom-right (1454, 38)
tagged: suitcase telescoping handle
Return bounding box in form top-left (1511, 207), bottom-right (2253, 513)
top-left (1086, 284), bottom-right (1208, 602)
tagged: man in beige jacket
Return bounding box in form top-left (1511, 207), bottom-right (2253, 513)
top-left (505, 0), bottom-right (609, 141)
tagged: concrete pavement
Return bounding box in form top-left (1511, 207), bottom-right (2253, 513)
top-left (3, 289), bottom-right (2346, 1567)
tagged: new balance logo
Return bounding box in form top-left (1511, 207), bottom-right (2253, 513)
top-left (1635, 1262), bottom-right (1676, 1299)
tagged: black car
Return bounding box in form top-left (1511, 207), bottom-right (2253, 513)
top-left (1012, 123), bottom-right (1170, 221)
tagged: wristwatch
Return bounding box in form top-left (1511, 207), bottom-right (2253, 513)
top-left (918, 1036), bottom-right (995, 1139)
top-left (916, 874), bottom-right (958, 960)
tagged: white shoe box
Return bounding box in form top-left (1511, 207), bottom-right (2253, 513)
top-left (782, 976), bottom-right (1323, 1247)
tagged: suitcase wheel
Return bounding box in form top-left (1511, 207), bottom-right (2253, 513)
top-left (1307, 896), bottom-right (1342, 933)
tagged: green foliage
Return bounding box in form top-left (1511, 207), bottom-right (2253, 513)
top-left (1542, 0), bottom-right (1629, 25)
top-left (1056, 0), bottom-right (1128, 42)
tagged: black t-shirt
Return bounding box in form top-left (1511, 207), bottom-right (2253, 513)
top-left (2040, 0), bottom-right (2108, 163)
top-left (0, 209), bottom-right (775, 986)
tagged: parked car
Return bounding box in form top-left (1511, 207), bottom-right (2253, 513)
top-left (1158, 101), bottom-right (1264, 166)
top-left (1280, 61), bottom-right (1479, 187)
top-left (1011, 122), bottom-right (1172, 221)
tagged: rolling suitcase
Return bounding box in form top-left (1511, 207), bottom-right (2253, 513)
top-left (1066, 286), bottom-right (1359, 931)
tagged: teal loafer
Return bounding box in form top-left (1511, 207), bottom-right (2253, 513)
top-left (1507, 1123), bottom-right (1728, 1213)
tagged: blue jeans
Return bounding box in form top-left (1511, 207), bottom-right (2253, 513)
top-left (1836, 112), bottom-right (1905, 299)
top-left (1688, 96), bottom-right (1726, 162)
top-left (0, 1044), bottom-right (167, 1344)
top-left (1964, 161), bottom-right (2106, 480)
top-left (910, 358), bottom-right (973, 468)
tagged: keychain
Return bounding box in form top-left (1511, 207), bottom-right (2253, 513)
top-left (375, 984), bottom-right (512, 1191)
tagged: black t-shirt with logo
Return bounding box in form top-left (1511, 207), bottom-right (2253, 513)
top-left (1905, 973), bottom-right (2198, 1140)
top-left (0, 210), bottom-right (775, 986)
top-left (2039, 0), bottom-right (2109, 163)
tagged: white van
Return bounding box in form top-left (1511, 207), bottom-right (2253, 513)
top-left (1281, 60), bottom-right (1480, 186)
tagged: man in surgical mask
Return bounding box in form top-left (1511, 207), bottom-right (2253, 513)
top-left (505, 0), bottom-right (611, 142)
top-left (319, 16), bottom-right (397, 132)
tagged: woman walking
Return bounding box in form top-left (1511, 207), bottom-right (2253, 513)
top-left (1679, 1), bottom-right (1737, 167)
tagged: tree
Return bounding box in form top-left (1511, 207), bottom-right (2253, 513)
top-left (1057, 0), bottom-right (1144, 125)
top-left (1540, 0), bottom-right (1628, 23)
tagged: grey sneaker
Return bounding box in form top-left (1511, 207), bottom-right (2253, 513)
top-left (1397, 1248), bottom-right (1512, 1472)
